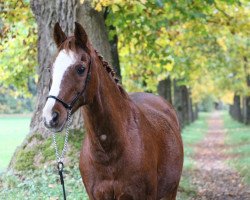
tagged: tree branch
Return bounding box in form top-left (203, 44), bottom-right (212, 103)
top-left (214, 2), bottom-right (233, 20)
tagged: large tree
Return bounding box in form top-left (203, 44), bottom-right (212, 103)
top-left (30, 0), bottom-right (113, 134)
top-left (9, 0), bottom-right (114, 169)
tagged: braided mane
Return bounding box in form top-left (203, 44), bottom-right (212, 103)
top-left (94, 49), bottom-right (119, 84)
top-left (94, 50), bottom-right (129, 98)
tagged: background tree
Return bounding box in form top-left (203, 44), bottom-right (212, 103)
top-left (8, 0), bottom-right (115, 170)
top-left (30, 0), bottom-right (114, 134)
top-left (1, 0), bottom-right (249, 170)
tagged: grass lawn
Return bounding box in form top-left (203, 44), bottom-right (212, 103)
top-left (0, 166), bottom-right (88, 200)
top-left (0, 113), bottom-right (209, 200)
top-left (1, 112), bottom-right (248, 199)
top-left (177, 112), bottom-right (209, 200)
top-left (223, 113), bottom-right (250, 185)
top-left (0, 115), bottom-right (31, 172)
top-left (0, 112), bottom-right (210, 199)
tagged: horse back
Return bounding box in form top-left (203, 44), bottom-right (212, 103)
top-left (129, 92), bottom-right (183, 199)
top-left (129, 92), bottom-right (180, 134)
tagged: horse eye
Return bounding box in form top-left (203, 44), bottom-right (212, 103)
top-left (77, 65), bottom-right (85, 75)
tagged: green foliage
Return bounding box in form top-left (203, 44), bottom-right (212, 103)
top-left (0, 87), bottom-right (35, 114)
top-left (105, 0), bottom-right (175, 92)
top-left (1, 0), bottom-right (249, 106)
top-left (223, 113), bottom-right (250, 185)
top-left (0, 0), bottom-right (37, 96)
top-left (199, 95), bottom-right (216, 112)
top-left (93, 0), bottom-right (250, 104)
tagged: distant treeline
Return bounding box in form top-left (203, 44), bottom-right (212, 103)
top-left (0, 83), bottom-right (36, 114)
top-left (0, 93), bottom-right (34, 114)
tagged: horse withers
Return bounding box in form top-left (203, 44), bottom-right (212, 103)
top-left (42, 22), bottom-right (183, 200)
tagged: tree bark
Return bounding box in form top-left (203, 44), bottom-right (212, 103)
top-left (242, 56), bottom-right (250, 124)
top-left (157, 76), bottom-right (172, 104)
top-left (109, 31), bottom-right (121, 79)
top-left (242, 97), bottom-right (247, 124)
top-left (242, 76), bottom-right (250, 125)
top-left (193, 103), bottom-right (199, 121)
top-left (9, 0), bottom-right (113, 170)
top-left (181, 85), bottom-right (190, 126)
top-left (173, 80), bottom-right (191, 127)
top-left (244, 96), bottom-right (250, 125)
top-left (29, 0), bottom-right (112, 136)
top-left (189, 97), bottom-right (194, 122)
top-left (173, 80), bottom-right (183, 127)
top-left (231, 94), bottom-right (242, 122)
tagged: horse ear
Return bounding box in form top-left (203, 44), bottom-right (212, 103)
top-left (74, 22), bottom-right (88, 48)
top-left (53, 22), bottom-right (67, 48)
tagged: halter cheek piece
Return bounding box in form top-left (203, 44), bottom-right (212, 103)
top-left (47, 58), bottom-right (91, 110)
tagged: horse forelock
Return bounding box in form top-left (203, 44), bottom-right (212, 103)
top-left (56, 36), bottom-right (121, 89)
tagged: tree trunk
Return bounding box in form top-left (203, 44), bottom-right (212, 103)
top-left (173, 80), bottom-right (183, 127)
top-left (109, 32), bottom-right (121, 79)
top-left (173, 81), bottom-right (192, 127)
top-left (9, 0), bottom-right (113, 170)
top-left (242, 75), bottom-right (250, 125)
top-left (243, 56), bottom-right (250, 124)
top-left (181, 85), bottom-right (190, 126)
top-left (193, 103), bottom-right (199, 121)
top-left (189, 97), bottom-right (194, 122)
top-left (242, 97), bottom-right (247, 124)
top-left (157, 76), bottom-right (172, 104)
top-left (231, 94), bottom-right (242, 122)
top-left (244, 96), bottom-right (250, 125)
top-left (29, 0), bottom-right (112, 136)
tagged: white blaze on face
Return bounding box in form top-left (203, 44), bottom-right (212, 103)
top-left (42, 50), bottom-right (76, 123)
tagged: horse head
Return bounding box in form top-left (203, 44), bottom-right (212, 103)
top-left (42, 22), bottom-right (96, 132)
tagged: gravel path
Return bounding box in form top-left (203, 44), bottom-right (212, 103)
top-left (190, 112), bottom-right (250, 200)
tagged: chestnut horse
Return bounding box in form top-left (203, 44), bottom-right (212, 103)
top-left (42, 22), bottom-right (183, 200)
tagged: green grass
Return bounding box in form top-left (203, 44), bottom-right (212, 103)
top-left (0, 126), bottom-right (87, 199)
top-left (0, 113), bottom-right (212, 199)
top-left (177, 112), bottom-right (210, 200)
top-left (0, 116), bottom-right (31, 172)
top-left (223, 113), bottom-right (250, 185)
top-left (181, 112), bottom-right (209, 169)
top-left (0, 166), bottom-right (88, 199)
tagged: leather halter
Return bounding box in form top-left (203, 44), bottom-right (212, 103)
top-left (47, 58), bottom-right (92, 110)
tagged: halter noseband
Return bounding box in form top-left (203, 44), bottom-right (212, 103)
top-left (47, 58), bottom-right (92, 110)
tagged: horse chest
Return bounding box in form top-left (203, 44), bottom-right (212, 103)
top-left (80, 161), bottom-right (154, 200)
top-left (91, 178), bottom-right (148, 200)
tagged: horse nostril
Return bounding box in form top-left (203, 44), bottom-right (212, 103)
top-left (52, 111), bottom-right (59, 124)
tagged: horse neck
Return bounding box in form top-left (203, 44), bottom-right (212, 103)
top-left (82, 54), bottom-right (131, 160)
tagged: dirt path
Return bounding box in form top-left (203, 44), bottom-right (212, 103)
top-left (190, 112), bottom-right (250, 200)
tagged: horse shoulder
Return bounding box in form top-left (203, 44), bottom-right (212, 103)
top-left (129, 92), bottom-right (180, 133)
